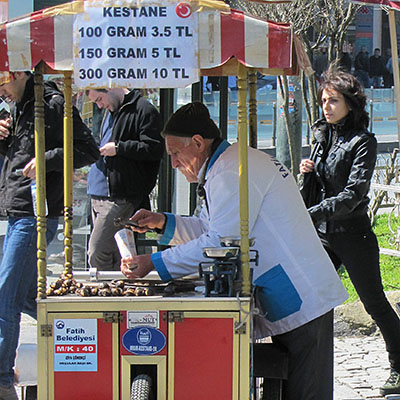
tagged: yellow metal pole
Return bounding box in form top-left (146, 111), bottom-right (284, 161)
top-left (388, 9), bottom-right (400, 145)
top-left (34, 63), bottom-right (48, 300)
top-left (63, 71), bottom-right (74, 275)
top-left (237, 63), bottom-right (251, 297)
top-left (248, 68), bottom-right (258, 149)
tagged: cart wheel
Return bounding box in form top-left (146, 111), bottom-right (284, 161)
top-left (131, 374), bottom-right (153, 400)
top-left (25, 385), bottom-right (37, 400)
top-left (262, 378), bottom-right (282, 400)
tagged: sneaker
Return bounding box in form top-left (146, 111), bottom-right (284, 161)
top-left (0, 385), bottom-right (18, 400)
top-left (380, 369), bottom-right (400, 396)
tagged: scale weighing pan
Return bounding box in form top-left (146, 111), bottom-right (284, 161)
top-left (219, 236), bottom-right (255, 247)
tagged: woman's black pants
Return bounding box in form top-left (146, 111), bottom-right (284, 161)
top-left (321, 229), bottom-right (400, 373)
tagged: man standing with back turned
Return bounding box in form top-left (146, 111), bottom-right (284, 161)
top-left (0, 71), bottom-right (99, 400)
top-left (86, 88), bottom-right (163, 271)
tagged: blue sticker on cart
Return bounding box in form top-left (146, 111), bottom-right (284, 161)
top-left (53, 319), bottom-right (98, 372)
top-left (122, 327), bottom-right (166, 355)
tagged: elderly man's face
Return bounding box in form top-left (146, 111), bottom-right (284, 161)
top-left (165, 135), bottom-right (206, 183)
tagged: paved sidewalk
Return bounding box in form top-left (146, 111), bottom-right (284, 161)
top-left (334, 333), bottom-right (392, 400)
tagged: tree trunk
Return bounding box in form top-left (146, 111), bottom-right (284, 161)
top-left (276, 75), bottom-right (302, 176)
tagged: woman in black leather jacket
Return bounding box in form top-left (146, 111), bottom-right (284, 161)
top-left (300, 64), bottom-right (400, 396)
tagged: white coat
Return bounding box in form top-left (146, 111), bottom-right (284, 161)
top-left (151, 141), bottom-right (348, 336)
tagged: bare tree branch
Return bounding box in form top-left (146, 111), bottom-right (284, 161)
top-left (229, 0), bottom-right (360, 171)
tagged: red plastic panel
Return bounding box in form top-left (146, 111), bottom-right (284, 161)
top-left (173, 317), bottom-right (234, 400)
top-left (54, 319), bottom-right (113, 400)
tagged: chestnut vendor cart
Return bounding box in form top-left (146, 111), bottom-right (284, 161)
top-left (0, 0), bottom-right (305, 398)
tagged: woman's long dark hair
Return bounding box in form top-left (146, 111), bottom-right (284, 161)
top-left (317, 63), bottom-right (370, 130)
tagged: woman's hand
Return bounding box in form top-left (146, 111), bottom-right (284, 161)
top-left (121, 254), bottom-right (155, 279)
top-left (299, 159), bottom-right (315, 174)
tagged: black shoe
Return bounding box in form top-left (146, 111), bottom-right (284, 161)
top-left (380, 369), bottom-right (400, 396)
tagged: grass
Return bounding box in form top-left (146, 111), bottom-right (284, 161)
top-left (338, 213), bottom-right (400, 303)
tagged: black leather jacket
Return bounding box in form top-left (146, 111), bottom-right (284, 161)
top-left (0, 75), bottom-right (100, 217)
top-left (304, 118), bottom-right (377, 234)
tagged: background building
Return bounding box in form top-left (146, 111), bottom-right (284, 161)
top-left (8, 0), bottom-right (67, 19)
top-left (352, 6), bottom-right (399, 59)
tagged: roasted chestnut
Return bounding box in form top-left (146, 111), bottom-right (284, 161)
top-left (99, 282), bottom-right (110, 290)
top-left (124, 288), bottom-right (136, 296)
top-left (144, 287), bottom-right (154, 296)
top-left (111, 287), bottom-right (123, 296)
top-left (114, 280), bottom-right (125, 290)
top-left (77, 287), bottom-right (91, 297)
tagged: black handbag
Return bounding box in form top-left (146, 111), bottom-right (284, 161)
top-left (299, 144), bottom-right (322, 208)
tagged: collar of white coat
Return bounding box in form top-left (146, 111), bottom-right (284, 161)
top-left (197, 139), bottom-right (231, 183)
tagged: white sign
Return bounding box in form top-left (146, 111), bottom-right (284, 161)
top-left (127, 311), bottom-right (159, 329)
top-left (54, 319), bottom-right (98, 372)
top-left (73, 2), bottom-right (199, 88)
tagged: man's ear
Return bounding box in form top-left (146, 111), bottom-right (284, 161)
top-left (191, 134), bottom-right (205, 150)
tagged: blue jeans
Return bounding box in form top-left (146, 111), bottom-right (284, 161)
top-left (0, 216), bottom-right (58, 387)
top-left (371, 76), bottom-right (383, 88)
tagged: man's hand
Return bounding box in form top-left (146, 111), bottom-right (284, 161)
top-left (99, 142), bottom-right (116, 157)
top-left (121, 254), bottom-right (155, 279)
top-left (22, 158), bottom-right (36, 179)
top-left (0, 118), bottom-right (11, 140)
top-left (299, 159), bottom-right (315, 174)
top-left (129, 209), bottom-right (166, 233)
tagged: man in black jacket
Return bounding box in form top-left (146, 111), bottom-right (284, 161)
top-left (354, 46), bottom-right (370, 88)
top-left (0, 71), bottom-right (99, 399)
top-left (86, 88), bottom-right (163, 271)
top-left (369, 48), bottom-right (386, 88)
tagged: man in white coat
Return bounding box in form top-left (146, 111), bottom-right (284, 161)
top-left (121, 102), bottom-right (348, 400)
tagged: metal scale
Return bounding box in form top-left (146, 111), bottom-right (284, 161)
top-left (199, 237), bottom-right (258, 297)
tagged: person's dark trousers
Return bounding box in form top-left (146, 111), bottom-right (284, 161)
top-left (321, 230), bottom-right (400, 373)
top-left (272, 311), bottom-right (334, 400)
top-left (355, 70), bottom-right (370, 88)
top-left (383, 72), bottom-right (394, 88)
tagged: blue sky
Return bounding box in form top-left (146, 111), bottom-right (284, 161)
top-left (8, 0), bottom-right (33, 19)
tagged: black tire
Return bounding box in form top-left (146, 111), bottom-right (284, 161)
top-left (262, 378), bottom-right (282, 400)
top-left (131, 374), bottom-right (152, 400)
top-left (25, 386), bottom-right (37, 400)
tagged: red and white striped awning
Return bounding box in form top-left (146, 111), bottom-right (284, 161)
top-left (352, 0), bottom-right (400, 9)
top-left (0, 2), bottom-right (79, 73)
top-left (0, 0), bottom-right (294, 78)
top-left (199, 9), bottom-right (292, 71)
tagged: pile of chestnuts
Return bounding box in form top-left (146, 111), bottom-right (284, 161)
top-left (46, 273), bottom-right (154, 297)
